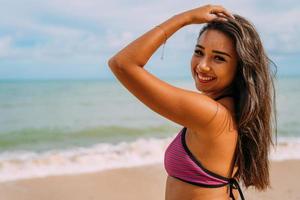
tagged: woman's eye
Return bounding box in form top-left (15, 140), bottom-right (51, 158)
top-left (215, 56), bottom-right (226, 62)
top-left (194, 50), bottom-right (203, 56)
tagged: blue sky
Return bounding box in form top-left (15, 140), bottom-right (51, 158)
top-left (0, 0), bottom-right (299, 80)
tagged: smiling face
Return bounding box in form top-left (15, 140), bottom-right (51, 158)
top-left (191, 29), bottom-right (238, 99)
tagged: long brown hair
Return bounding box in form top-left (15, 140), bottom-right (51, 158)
top-left (197, 15), bottom-right (278, 190)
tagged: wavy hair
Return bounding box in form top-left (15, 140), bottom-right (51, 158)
top-left (197, 15), bottom-right (278, 190)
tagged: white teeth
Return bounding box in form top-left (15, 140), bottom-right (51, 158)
top-left (197, 73), bottom-right (215, 81)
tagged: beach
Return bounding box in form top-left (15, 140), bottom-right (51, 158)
top-left (0, 159), bottom-right (299, 200)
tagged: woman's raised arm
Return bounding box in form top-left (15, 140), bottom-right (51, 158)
top-left (107, 5), bottom-right (234, 136)
top-left (108, 5), bottom-right (233, 68)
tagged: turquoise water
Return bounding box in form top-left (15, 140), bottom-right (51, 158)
top-left (0, 76), bottom-right (299, 152)
top-left (275, 76), bottom-right (300, 137)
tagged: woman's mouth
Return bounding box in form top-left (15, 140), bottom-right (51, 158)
top-left (196, 73), bottom-right (216, 83)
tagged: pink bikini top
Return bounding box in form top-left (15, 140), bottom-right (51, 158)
top-left (164, 127), bottom-right (245, 200)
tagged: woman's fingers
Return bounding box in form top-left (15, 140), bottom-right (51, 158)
top-left (208, 12), bottom-right (228, 22)
top-left (210, 5), bottom-right (235, 19)
top-left (182, 4), bottom-right (234, 25)
top-left (216, 12), bottom-right (227, 18)
top-left (215, 12), bottom-right (230, 21)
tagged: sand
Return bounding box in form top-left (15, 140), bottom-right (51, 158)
top-left (0, 160), bottom-right (299, 200)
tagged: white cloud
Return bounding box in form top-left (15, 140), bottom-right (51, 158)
top-left (0, 0), bottom-right (299, 77)
top-left (0, 36), bottom-right (13, 58)
top-left (105, 30), bottom-right (134, 49)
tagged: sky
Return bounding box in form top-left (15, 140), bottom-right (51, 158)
top-left (0, 0), bottom-right (299, 80)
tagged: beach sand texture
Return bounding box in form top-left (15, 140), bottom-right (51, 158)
top-left (0, 160), bottom-right (299, 200)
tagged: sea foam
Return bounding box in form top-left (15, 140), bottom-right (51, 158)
top-left (0, 136), bottom-right (299, 183)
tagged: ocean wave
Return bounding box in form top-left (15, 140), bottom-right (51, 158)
top-left (0, 136), bottom-right (300, 183)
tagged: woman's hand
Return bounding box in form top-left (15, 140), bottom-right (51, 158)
top-left (180, 4), bottom-right (235, 25)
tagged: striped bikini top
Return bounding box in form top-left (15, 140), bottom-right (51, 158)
top-left (164, 95), bottom-right (245, 200)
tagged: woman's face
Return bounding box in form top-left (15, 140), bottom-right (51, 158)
top-left (191, 29), bottom-right (238, 98)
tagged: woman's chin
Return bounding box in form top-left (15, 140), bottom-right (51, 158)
top-left (195, 82), bottom-right (212, 92)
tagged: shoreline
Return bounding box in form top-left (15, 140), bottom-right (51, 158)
top-left (0, 159), bottom-right (299, 200)
top-left (1, 135), bottom-right (300, 183)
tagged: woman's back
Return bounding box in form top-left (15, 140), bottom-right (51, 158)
top-left (165, 96), bottom-right (241, 200)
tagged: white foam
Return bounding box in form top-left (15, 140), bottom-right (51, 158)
top-left (0, 136), bottom-right (173, 183)
top-left (0, 136), bottom-right (299, 183)
top-left (270, 137), bottom-right (300, 160)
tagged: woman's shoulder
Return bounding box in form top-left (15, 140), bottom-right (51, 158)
top-left (194, 95), bottom-right (237, 140)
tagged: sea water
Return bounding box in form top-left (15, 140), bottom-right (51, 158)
top-left (0, 76), bottom-right (299, 182)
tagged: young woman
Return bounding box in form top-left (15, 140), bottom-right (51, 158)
top-left (108, 4), bottom-right (277, 200)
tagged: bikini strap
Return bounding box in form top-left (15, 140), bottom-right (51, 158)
top-left (229, 178), bottom-right (245, 200)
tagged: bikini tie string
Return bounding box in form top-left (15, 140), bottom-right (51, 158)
top-left (229, 178), bottom-right (245, 200)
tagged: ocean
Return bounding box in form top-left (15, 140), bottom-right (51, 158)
top-left (0, 76), bottom-right (300, 182)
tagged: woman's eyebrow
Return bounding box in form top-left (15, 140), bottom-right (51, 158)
top-left (196, 44), bottom-right (232, 58)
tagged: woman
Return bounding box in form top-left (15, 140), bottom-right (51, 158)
top-left (108, 4), bottom-right (277, 200)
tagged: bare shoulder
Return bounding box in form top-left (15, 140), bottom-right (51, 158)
top-left (195, 96), bottom-right (237, 141)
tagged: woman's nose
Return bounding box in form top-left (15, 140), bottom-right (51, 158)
top-left (196, 61), bottom-right (211, 72)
